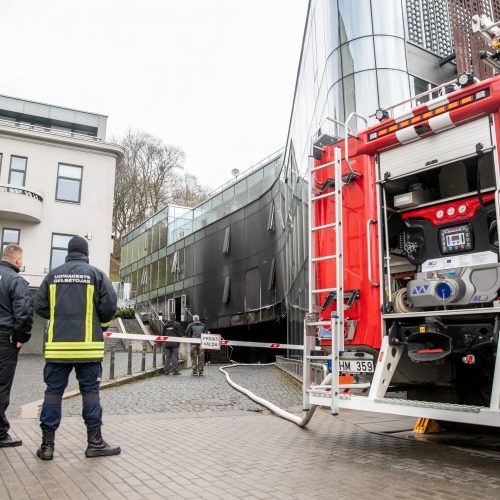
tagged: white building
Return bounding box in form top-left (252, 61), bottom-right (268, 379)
top-left (0, 94), bottom-right (123, 352)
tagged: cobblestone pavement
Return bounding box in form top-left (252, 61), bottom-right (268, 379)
top-left (3, 363), bottom-right (500, 499)
top-left (61, 365), bottom-right (301, 416)
top-left (8, 352), bottom-right (159, 418)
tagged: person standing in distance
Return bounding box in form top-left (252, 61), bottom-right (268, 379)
top-left (185, 314), bottom-right (206, 376)
top-left (34, 236), bottom-right (120, 460)
top-left (0, 244), bottom-right (33, 447)
top-left (163, 313), bottom-right (182, 375)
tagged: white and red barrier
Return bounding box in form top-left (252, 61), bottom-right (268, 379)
top-left (103, 330), bottom-right (307, 351)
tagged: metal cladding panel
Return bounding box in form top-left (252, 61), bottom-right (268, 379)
top-left (379, 116), bottom-right (492, 180)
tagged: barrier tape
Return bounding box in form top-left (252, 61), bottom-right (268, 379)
top-left (103, 331), bottom-right (307, 350)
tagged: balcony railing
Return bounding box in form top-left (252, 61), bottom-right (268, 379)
top-left (0, 184), bottom-right (43, 202)
top-left (0, 184), bottom-right (43, 222)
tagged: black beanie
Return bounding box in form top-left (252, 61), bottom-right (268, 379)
top-left (68, 236), bottom-right (89, 256)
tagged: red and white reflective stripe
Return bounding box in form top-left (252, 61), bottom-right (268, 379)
top-left (103, 331), bottom-right (306, 350)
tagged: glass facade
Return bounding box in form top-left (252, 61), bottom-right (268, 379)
top-left (120, 153), bottom-right (283, 303)
top-left (120, 0), bottom-right (457, 347)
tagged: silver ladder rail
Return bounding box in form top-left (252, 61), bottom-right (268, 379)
top-left (304, 145), bottom-right (344, 415)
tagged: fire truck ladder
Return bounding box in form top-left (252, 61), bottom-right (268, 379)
top-left (303, 141), bottom-right (369, 416)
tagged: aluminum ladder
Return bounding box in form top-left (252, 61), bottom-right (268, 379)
top-left (303, 145), bottom-right (345, 415)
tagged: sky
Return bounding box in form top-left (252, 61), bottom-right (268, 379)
top-left (1, 0), bottom-right (308, 190)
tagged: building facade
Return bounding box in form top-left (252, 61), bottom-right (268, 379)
top-left (0, 94), bottom-right (123, 352)
top-left (121, 1), bottom-right (495, 351)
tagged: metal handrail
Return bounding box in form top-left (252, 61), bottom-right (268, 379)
top-left (344, 112), bottom-right (368, 175)
top-left (207, 147), bottom-right (284, 198)
top-left (370, 78), bottom-right (460, 119)
top-left (0, 116), bottom-right (107, 144)
top-left (0, 184), bottom-right (43, 202)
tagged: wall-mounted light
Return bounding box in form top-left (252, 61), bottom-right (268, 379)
top-left (458, 72), bottom-right (475, 88)
top-left (375, 109), bottom-right (389, 121)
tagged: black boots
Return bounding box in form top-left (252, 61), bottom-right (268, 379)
top-left (85, 427), bottom-right (121, 458)
top-left (0, 434), bottom-right (22, 447)
top-left (36, 430), bottom-right (55, 460)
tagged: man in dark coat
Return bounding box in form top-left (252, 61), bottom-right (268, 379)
top-left (163, 313), bottom-right (182, 375)
top-left (0, 244), bottom-right (32, 447)
top-left (185, 315), bottom-right (207, 376)
top-left (34, 236), bottom-right (120, 460)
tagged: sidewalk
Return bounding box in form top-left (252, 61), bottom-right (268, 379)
top-left (2, 408), bottom-right (500, 500)
top-left (3, 365), bottom-right (500, 499)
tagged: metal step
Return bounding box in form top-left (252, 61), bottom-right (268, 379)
top-left (374, 397), bottom-right (483, 413)
top-left (305, 320), bottom-right (331, 326)
top-left (312, 255), bottom-right (337, 262)
top-left (311, 222), bottom-right (336, 231)
top-left (309, 383), bottom-right (371, 395)
top-left (311, 159), bottom-right (336, 172)
top-left (311, 191), bottom-right (336, 201)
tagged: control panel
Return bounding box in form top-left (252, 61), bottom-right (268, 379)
top-left (439, 223), bottom-right (473, 254)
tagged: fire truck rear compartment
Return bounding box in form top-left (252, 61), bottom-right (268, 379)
top-left (384, 150), bottom-right (499, 312)
top-left (379, 131), bottom-right (500, 406)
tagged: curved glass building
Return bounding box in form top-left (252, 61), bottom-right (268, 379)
top-left (120, 0), bottom-right (484, 352)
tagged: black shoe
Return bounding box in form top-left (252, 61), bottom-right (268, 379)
top-left (173, 372), bottom-right (180, 376)
top-left (85, 427), bottom-right (121, 458)
top-left (164, 372), bottom-right (170, 375)
top-left (36, 430), bottom-right (55, 460)
top-left (0, 434), bottom-right (22, 447)
top-left (199, 372), bottom-right (204, 376)
top-left (192, 372), bottom-right (198, 376)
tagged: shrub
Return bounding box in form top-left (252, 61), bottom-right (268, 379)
top-left (114, 307), bottom-right (136, 319)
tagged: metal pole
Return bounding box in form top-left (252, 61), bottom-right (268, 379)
top-left (127, 344), bottom-right (132, 376)
top-left (153, 346), bottom-right (157, 368)
top-left (141, 343), bottom-right (146, 372)
top-left (109, 344), bottom-right (115, 380)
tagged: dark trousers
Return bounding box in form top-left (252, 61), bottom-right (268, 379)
top-left (163, 346), bottom-right (179, 373)
top-left (40, 362), bottom-right (102, 432)
top-left (0, 335), bottom-right (20, 438)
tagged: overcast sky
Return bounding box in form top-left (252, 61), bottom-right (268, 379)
top-left (2, 0), bottom-right (308, 189)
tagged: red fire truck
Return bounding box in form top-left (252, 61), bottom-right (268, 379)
top-left (303, 18), bottom-right (500, 427)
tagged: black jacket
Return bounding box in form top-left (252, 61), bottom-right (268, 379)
top-left (0, 261), bottom-right (33, 343)
top-left (34, 251), bottom-right (117, 363)
top-left (185, 320), bottom-right (206, 339)
top-left (163, 320), bottom-right (181, 348)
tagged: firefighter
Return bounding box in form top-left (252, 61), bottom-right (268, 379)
top-left (34, 236), bottom-right (120, 460)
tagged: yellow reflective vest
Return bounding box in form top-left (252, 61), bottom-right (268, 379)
top-left (34, 253), bottom-right (117, 362)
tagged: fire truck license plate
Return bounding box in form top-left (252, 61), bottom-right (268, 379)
top-left (339, 360), bottom-right (374, 373)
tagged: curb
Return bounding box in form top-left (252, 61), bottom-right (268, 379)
top-left (20, 366), bottom-right (166, 419)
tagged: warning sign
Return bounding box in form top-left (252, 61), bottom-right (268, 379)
top-left (201, 333), bottom-right (221, 350)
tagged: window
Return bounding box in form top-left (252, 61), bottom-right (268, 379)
top-left (2, 228), bottom-right (20, 251)
top-left (56, 163), bottom-right (83, 203)
top-left (171, 251), bottom-right (180, 273)
top-left (50, 233), bottom-right (74, 270)
top-left (222, 227), bottom-right (230, 254)
top-left (167, 298), bottom-right (175, 316)
top-left (9, 156), bottom-right (27, 187)
top-left (268, 258), bottom-right (276, 291)
top-left (222, 276), bottom-right (230, 303)
top-left (267, 202), bottom-right (275, 231)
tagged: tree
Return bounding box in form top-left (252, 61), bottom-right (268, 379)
top-left (112, 129), bottom-right (185, 242)
top-left (112, 129), bottom-right (211, 275)
top-left (169, 171), bottom-right (212, 207)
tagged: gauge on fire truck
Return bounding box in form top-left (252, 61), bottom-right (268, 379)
top-left (439, 223), bottom-right (474, 254)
